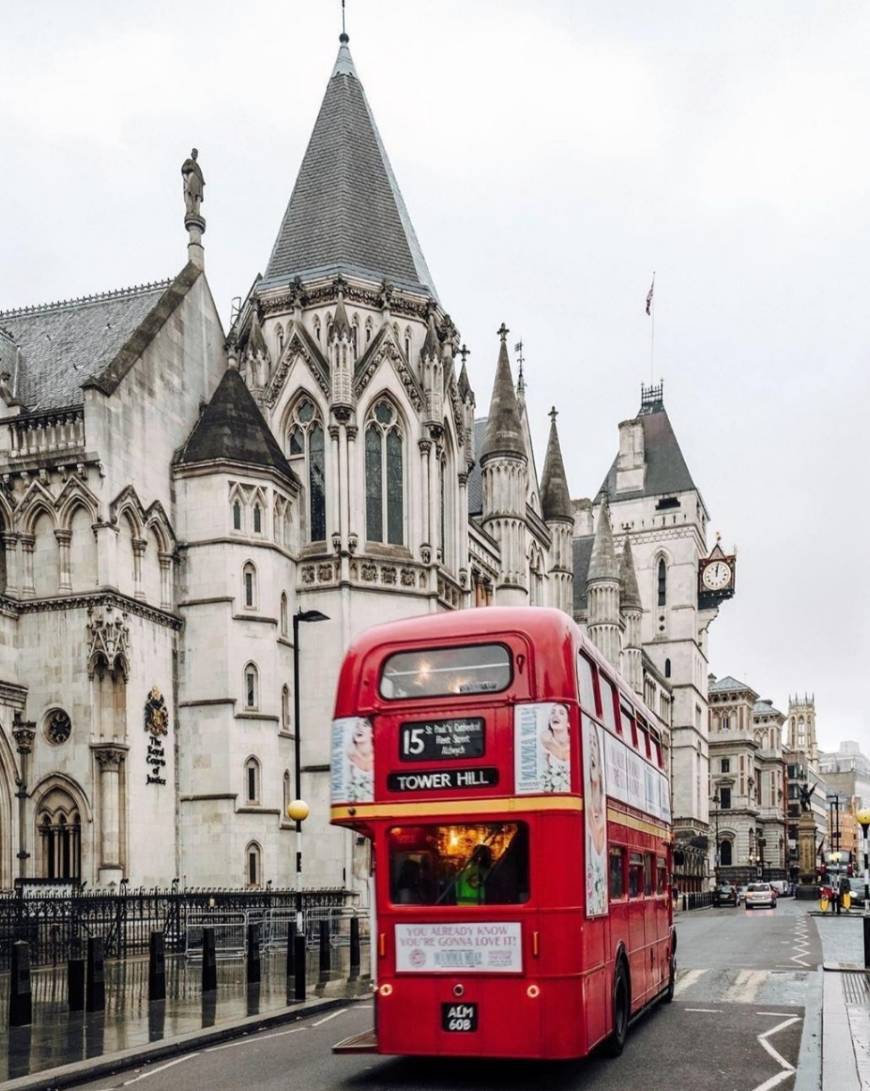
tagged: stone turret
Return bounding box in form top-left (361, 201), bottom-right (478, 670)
top-left (619, 536), bottom-right (643, 694)
top-left (480, 325), bottom-right (528, 602)
top-left (586, 501), bottom-right (621, 666)
top-left (539, 408), bottom-right (574, 615)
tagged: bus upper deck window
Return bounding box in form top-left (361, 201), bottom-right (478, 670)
top-left (577, 654), bottom-right (597, 715)
top-left (621, 706), bottom-right (638, 747)
top-left (599, 676), bottom-right (617, 733)
top-left (380, 644), bottom-right (512, 700)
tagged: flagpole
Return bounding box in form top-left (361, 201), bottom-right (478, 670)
top-left (647, 271), bottom-right (656, 384)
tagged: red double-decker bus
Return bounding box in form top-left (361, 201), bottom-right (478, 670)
top-left (331, 607), bottom-right (674, 1060)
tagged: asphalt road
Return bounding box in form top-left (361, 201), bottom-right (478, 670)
top-left (78, 899), bottom-right (820, 1091)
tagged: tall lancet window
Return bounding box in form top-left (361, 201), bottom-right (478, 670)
top-left (287, 398), bottom-right (327, 542)
top-left (365, 399), bottom-right (404, 545)
top-left (657, 558), bottom-right (667, 607)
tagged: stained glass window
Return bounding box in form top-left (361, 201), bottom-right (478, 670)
top-left (387, 430), bottom-right (403, 545)
top-left (287, 400), bottom-right (327, 543)
top-left (366, 427), bottom-right (382, 543)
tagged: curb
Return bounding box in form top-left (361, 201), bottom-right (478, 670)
top-left (794, 965), bottom-right (823, 1091)
top-left (4, 991), bottom-right (373, 1091)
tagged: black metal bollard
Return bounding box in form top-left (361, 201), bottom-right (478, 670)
top-left (9, 941), bottom-right (32, 1027)
top-left (86, 936), bottom-right (105, 1013)
top-left (319, 919), bottom-right (331, 982)
top-left (149, 931), bottom-right (166, 1002)
top-left (247, 923), bottom-right (261, 985)
top-left (201, 927), bottom-right (217, 992)
top-left (349, 916), bottom-right (360, 980)
top-left (286, 921), bottom-right (296, 979)
top-left (294, 932), bottom-right (306, 1002)
top-left (864, 917), bottom-right (870, 970)
top-left (68, 957), bottom-right (85, 1011)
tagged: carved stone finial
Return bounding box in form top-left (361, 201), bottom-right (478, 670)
top-left (181, 148), bottom-right (206, 268)
top-left (87, 605), bottom-right (131, 682)
top-left (497, 322), bottom-right (509, 343)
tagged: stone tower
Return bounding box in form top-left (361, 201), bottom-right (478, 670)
top-left (479, 327), bottom-right (529, 603)
top-left (539, 409), bottom-right (575, 615)
top-left (586, 501), bottom-right (622, 667)
top-left (787, 695), bottom-right (818, 769)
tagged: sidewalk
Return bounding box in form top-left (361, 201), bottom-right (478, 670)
top-left (815, 913), bottom-right (870, 1090)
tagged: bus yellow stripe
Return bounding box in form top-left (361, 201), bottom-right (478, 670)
top-left (331, 795), bottom-right (584, 821)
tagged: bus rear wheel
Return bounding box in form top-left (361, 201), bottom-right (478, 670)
top-left (604, 961), bottom-right (630, 1057)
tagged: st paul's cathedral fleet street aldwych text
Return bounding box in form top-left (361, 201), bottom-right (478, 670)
top-left (0, 30), bottom-right (735, 895)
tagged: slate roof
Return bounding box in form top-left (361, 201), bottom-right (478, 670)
top-left (0, 280), bottom-right (173, 409)
top-left (753, 699), bottom-right (784, 718)
top-left (599, 403), bottom-right (697, 502)
top-left (176, 367), bottom-right (297, 482)
top-left (709, 675), bottom-right (753, 694)
top-left (539, 413), bottom-right (573, 522)
top-left (262, 37), bottom-right (437, 298)
top-left (572, 534), bottom-right (594, 614)
top-left (467, 418), bottom-right (487, 515)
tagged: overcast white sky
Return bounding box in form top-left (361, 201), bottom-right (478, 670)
top-left (2, 1), bottom-right (868, 752)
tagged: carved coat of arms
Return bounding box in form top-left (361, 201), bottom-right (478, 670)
top-left (144, 687), bottom-right (169, 737)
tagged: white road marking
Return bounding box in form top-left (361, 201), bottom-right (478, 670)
top-left (756, 1012), bottom-right (794, 1017)
top-left (725, 969), bottom-right (766, 1004)
top-left (672, 968), bottom-right (706, 996)
top-left (748, 1014), bottom-right (801, 1091)
top-left (204, 1026), bottom-right (307, 1052)
top-left (122, 1055), bottom-right (200, 1085)
top-left (312, 1007), bottom-right (349, 1027)
top-left (685, 1007), bottom-right (723, 1013)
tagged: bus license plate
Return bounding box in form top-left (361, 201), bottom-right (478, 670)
top-left (442, 1002), bottom-right (478, 1032)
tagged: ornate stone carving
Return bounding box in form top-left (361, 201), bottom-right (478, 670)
top-left (331, 531), bottom-right (342, 554)
top-left (44, 708), bottom-right (72, 745)
top-left (400, 567), bottom-right (416, 587)
top-left (361, 562), bottom-right (377, 582)
top-left (317, 563), bottom-right (334, 582)
top-left (301, 565), bottom-right (316, 585)
top-left (348, 532), bottom-right (359, 554)
top-left (93, 746), bottom-right (125, 770)
top-left (86, 605), bottom-right (130, 680)
top-left (420, 544), bottom-right (432, 565)
top-left (12, 713), bottom-right (36, 755)
top-left (381, 566), bottom-right (397, 586)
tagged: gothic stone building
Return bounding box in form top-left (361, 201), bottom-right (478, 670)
top-left (0, 32), bottom-right (732, 891)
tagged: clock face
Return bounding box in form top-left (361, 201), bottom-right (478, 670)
top-left (702, 560), bottom-right (732, 591)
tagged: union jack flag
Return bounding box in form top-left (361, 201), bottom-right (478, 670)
top-left (645, 274), bottom-right (655, 316)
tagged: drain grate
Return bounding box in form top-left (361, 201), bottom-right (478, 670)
top-left (841, 972), bottom-right (870, 1007)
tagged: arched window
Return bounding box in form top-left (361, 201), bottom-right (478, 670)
top-left (365, 399), bottom-right (404, 544)
top-left (287, 398), bottom-right (326, 542)
top-left (37, 789), bottom-right (81, 881)
top-left (243, 563), bottom-right (257, 609)
top-left (283, 771), bottom-right (291, 817)
top-left (657, 558), bottom-right (667, 607)
top-left (664, 658), bottom-right (671, 679)
top-left (719, 840), bottom-right (733, 867)
top-left (246, 842), bottom-right (262, 887)
top-left (529, 550), bottom-right (543, 606)
top-left (253, 503), bottom-right (262, 535)
top-left (245, 757), bottom-right (260, 804)
top-left (281, 685), bottom-right (290, 732)
top-left (244, 663), bottom-right (259, 710)
top-left (280, 593), bottom-right (288, 637)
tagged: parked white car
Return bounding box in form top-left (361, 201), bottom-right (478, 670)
top-left (745, 882), bottom-right (776, 910)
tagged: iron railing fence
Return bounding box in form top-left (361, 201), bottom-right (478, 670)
top-left (0, 888), bottom-right (353, 970)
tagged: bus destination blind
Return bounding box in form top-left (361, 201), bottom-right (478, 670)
top-left (399, 718), bottom-right (485, 761)
top-left (388, 767), bottom-right (498, 792)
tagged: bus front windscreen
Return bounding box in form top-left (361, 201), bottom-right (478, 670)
top-left (388, 823), bottom-right (529, 906)
top-left (380, 644), bottom-right (511, 699)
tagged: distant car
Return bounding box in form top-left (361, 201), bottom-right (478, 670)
top-left (714, 884), bottom-right (738, 907)
top-left (849, 878), bottom-right (868, 907)
top-left (736, 885), bottom-right (749, 905)
top-left (770, 880), bottom-right (788, 897)
top-left (745, 882), bottom-right (776, 910)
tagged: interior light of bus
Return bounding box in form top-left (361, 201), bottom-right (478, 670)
top-left (378, 932), bottom-right (386, 958)
top-left (532, 931), bottom-right (540, 958)
top-left (527, 984), bottom-right (540, 998)
top-left (379, 982), bottom-right (393, 996)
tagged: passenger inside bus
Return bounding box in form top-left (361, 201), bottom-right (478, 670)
top-left (389, 823), bottom-right (529, 905)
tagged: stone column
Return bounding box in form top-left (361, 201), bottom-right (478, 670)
top-left (429, 441), bottom-right (440, 564)
top-left (55, 529), bottom-right (72, 592)
top-left (19, 536), bottom-right (34, 596)
top-left (418, 439), bottom-right (431, 554)
top-left (12, 717), bottom-right (36, 880)
top-left (2, 533), bottom-right (19, 595)
top-left (158, 553), bottom-right (173, 610)
top-left (132, 538), bottom-right (146, 600)
top-left (328, 424), bottom-right (342, 547)
top-left (93, 745), bottom-right (127, 885)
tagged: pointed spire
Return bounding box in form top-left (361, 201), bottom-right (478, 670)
top-left (480, 325), bottom-right (525, 461)
top-left (263, 32), bottom-right (437, 297)
top-left (540, 408), bottom-right (573, 522)
top-left (457, 344), bottom-right (472, 400)
top-left (588, 503), bottom-right (619, 581)
top-left (330, 281), bottom-right (351, 339)
top-left (620, 536), bottom-right (642, 610)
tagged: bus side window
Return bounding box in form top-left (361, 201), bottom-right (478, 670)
top-left (653, 740), bottom-right (663, 768)
top-left (656, 858), bottom-right (668, 895)
top-left (609, 846), bottom-right (626, 899)
top-left (621, 706), bottom-right (638, 748)
top-left (628, 853), bottom-right (644, 898)
top-left (644, 853), bottom-right (654, 896)
top-left (577, 654), bottom-right (598, 715)
top-left (599, 676), bottom-right (618, 733)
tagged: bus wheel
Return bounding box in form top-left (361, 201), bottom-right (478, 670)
top-left (663, 950), bottom-right (676, 1003)
top-left (604, 961), bottom-right (630, 1057)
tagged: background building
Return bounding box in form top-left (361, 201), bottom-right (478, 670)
top-left (784, 695), bottom-right (828, 882)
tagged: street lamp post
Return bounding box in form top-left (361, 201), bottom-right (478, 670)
top-left (288, 607), bottom-right (329, 1000)
top-left (856, 809), bottom-right (870, 969)
top-left (711, 793), bottom-right (721, 889)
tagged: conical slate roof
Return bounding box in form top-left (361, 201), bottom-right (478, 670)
top-left (540, 410), bottom-right (573, 521)
top-left (176, 368), bottom-right (296, 481)
top-left (588, 503), bottom-right (619, 581)
top-left (262, 36), bottom-right (437, 298)
top-left (620, 536), bottom-right (642, 609)
top-left (480, 332), bottom-right (525, 461)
